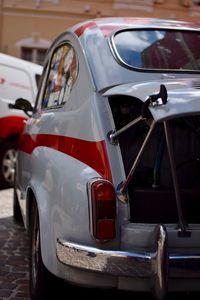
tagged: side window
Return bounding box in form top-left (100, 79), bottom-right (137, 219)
top-left (42, 43), bottom-right (78, 109)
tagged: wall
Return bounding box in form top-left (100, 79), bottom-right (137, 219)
top-left (0, 0), bottom-right (199, 62)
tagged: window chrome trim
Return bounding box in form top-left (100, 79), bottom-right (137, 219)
top-left (109, 27), bottom-right (200, 73)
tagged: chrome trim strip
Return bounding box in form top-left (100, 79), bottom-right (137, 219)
top-left (57, 238), bottom-right (152, 277)
top-left (57, 224), bottom-right (200, 298)
top-left (170, 255), bottom-right (200, 278)
top-left (151, 224), bottom-right (168, 300)
top-left (57, 224), bottom-right (168, 299)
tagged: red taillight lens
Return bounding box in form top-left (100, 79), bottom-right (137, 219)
top-left (89, 180), bottom-right (116, 240)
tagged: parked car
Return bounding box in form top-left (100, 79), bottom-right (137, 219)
top-left (0, 53), bottom-right (43, 188)
top-left (12, 17), bottom-right (200, 300)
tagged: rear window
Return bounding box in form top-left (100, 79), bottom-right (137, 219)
top-left (113, 29), bottom-right (200, 71)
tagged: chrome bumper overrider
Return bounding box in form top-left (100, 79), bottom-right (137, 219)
top-left (56, 224), bottom-right (200, 300)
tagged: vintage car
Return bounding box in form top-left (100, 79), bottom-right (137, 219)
top-left (12, 17), bottom-right (200, 299)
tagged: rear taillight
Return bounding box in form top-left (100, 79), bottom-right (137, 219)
top-left (88, 179), bottom-right (116, 241)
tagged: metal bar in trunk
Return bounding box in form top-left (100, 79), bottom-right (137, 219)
top-left (118, 120), bottom-right (156, 199)
top-left (108, 115), bottom-right (143, 144)
top-left (163, 121), bottom-right (190, 235)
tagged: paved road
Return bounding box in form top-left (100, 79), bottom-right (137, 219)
top-left (1, 188), bottom-right (200, 300)
top-left (0, 188), bottom-right (30, 300)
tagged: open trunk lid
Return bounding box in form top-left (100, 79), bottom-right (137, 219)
top-left (104, 78), bottom-right (200, 122)
top-left (105, 78), bottom-right (200, 232)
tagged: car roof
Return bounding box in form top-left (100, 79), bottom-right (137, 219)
top-left (45, 17), bottom-right (200, 92)
top-left (69, 17), bottom-right (200, 38)
top-left (48, 17), bottom-right (200, 54)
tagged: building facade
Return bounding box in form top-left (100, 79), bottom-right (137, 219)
top-left (0, 0), bottom-right (200, 64)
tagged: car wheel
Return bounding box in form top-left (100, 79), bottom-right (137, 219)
top-left (13, 185), bottom-right (23, 223)
top-left (30, 200), bottom-right (59, 300)
top-left (0, 139), bottom-right (17, 188)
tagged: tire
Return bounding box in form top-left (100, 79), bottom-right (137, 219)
top-left (0, 139), bottom-right (17, 189)
top-left (30, 200), bottom-right (59, 300)
top-left (13, 185), bottom-right (23, 223)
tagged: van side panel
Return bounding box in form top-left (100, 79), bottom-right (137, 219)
top-left (0, 116), bottom-right (26, 139)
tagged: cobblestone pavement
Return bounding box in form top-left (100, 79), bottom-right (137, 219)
top-left (0, 188), bottom-right (30, 300)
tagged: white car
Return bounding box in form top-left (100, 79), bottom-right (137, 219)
top-left (0, 53), bottom-right (43, 188)
top-left (13, 17), bottom-right (200, 300)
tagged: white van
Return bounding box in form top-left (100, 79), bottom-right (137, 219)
top-left (0, 53), bottom-right (43, 188)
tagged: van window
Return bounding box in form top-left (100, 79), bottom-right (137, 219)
top-left (35, 74), bottom-right (41, 88)
top-left (0, 64), bottom-right (33, 101)
top-left (42, 43), bottom-right (78, 109)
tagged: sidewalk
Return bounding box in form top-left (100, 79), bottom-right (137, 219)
top-left (0, 188), bottom-right (30, 300)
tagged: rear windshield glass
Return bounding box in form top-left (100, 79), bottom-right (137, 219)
top-left (113, 29), bottom-right (200, 71)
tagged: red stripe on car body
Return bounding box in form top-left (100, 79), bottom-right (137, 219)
top-left (74, 21), bottom-right (97, 37)
top-left (75, 22), bottom-right (126, 38)
top-left (19, 133), bottom-right (112, 181)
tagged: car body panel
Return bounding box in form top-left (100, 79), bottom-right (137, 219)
top-left (15, 17), bottom-right (200, 298)
top-left (103, 79), bottom-right (200, 121)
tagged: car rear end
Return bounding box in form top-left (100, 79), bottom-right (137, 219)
top-left (57, 19), bottom-right (200, 299)
top-left (106, 79), bottom-right (200, 297)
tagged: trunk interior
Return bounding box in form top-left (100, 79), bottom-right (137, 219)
top-left (109, 95), bottom-right (200, 224)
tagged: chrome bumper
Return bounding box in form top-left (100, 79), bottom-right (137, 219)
top-left (56, 224), bottom-right (200, 300)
